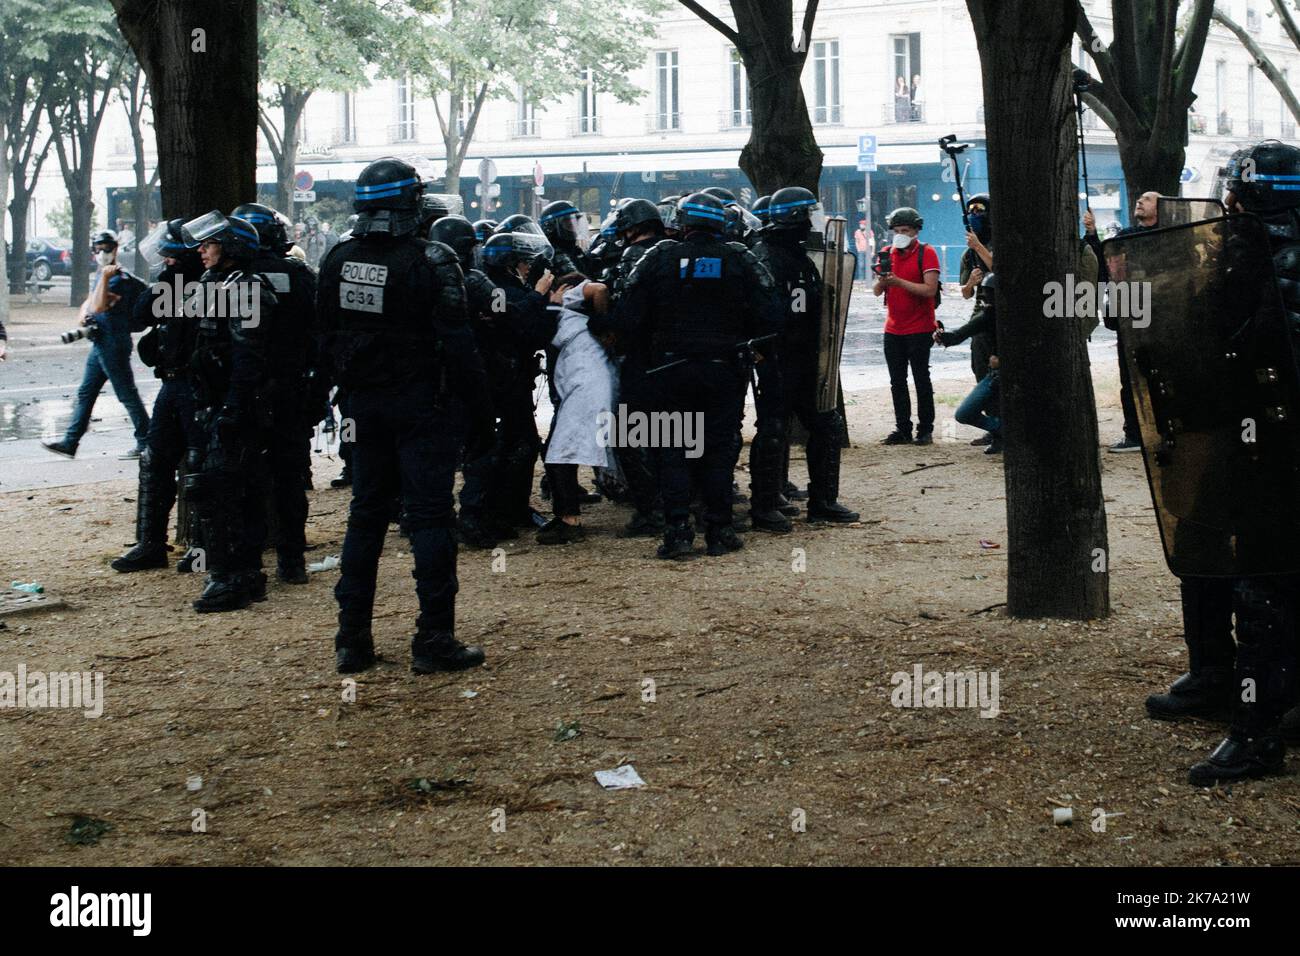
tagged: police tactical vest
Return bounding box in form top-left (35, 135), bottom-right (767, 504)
top-left (649, 237), bottom-right (749, 357)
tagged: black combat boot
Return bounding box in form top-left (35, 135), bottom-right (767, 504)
top-left (1188, 733), bottom-right (1285, 786)
top-left (656, 520), bottom-right (695, 560)
top-left (706, 523), bottom-right (744, 556)
top-left (622, 510), bottom-right (665, 538)
top-left (537, 518), bottom-right (585, 545)
top-left (192, 573), bottom-right (252, 613)
top-left (749, 429), bottom-right (791, 533)
top-left (176, 548), bottom-right (203, 574)
top-left (807, 431), bottom-right (860, 523)
top-left (335, 628), bottom-right (376, 674)
top-left (276, 558), bottom-right (308, 584)
top-left (411, 631), bottom-right (485, 674)
top-left (113, 473), bottom-right (170, 572)
top-left (456, 514), bottom-right (498, 549)
top-left (245, 570), bottom-right (268, 602)
top-left (775, 493), bottom-right (800, 517)
top-left (330, 464), bottom-right (351, 488)
top-left (1146, 578), bottom-right (1236, 721)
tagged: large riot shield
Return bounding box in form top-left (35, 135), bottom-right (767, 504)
top-left (1156, 197), bottom-right (1225, 228)
top-left (1103, 213), bottom-right (1300, 577)
top-left (809, 216), bottom-right (857, 413)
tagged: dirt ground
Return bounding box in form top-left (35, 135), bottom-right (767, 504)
top-left (2, 357), bottom-right (1299, 867)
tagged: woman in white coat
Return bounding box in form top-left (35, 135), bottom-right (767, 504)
top-left (538, 274), bottom-right (620, 544)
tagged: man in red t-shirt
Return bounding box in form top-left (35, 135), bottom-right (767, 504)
top-left (872, 206), bottom-right (940, 444)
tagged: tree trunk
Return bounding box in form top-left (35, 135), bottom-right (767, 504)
top-left (111, 0), bottom-right (258, 219)
top-left (7, 187), bottom-right (33, 295)
top-left (131, 120), bottom-right (150, 275)
top-left (0, 142), bottom-right (10, 330)
top-left (69, 185), bottom-right (91, 304)
top-left (731, 2), bottom-right (823, 195)
top-left (968, 0), bottom-right (1110, 620)
top-left (1115, 128), bottom-right (1184, 200)
top-left (276, 90), bottom-right (309, 217)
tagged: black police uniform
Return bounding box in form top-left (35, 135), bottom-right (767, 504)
top-left (604, 230), bottom-right (782, 553)
top-left (317, 225), bottom-right (492, 671)
top-left (456, 264), bottom-right (507, 543)
top-left (112, 256), bottom-right (206, 572)
top-left (188, 264), bottom-right (277, 611)
top-left (251, 250), bottom-right (319, 580)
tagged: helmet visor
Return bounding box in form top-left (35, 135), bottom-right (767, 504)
top-left (515, 232), bottom-right (555, 262)
top-left (181, 211), bottom-right (231, 248)
top-left (572, 214), bottom-right (592, 252)
top-left (808, 203), bottom-right (828, 234)
top-left (137, 222), bottom-right (172, 267)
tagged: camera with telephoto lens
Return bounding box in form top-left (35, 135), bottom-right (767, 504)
top-left (60, 319), bottom-right (100, 344)
top-left (872, 248), bottom-right (892, 276)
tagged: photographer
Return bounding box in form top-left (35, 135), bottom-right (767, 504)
top-left (42, 231), bottom-right (149, 459)
top-left (872, 207), bottom-right (940, 445)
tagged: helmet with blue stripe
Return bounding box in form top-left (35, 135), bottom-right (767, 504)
top-left (1225, 140), bottom-right (1300, 214)
top-left (180, 211), bottom-right (261, 263)
top-left (767, 186), bottom-right (819, 230)
top-left (353, 157), bottom-right (424, 213)
top-left (752, 195), bottom-right (771, 226)
top-left (231, 202), bottom-right (290, 253)
top-left (678, 192), bottom-right (727, 234)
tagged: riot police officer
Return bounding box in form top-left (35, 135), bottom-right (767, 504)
top-left (750, 186), bottom-right (859, 530)
top-left (594, 191), bottom-right (783, 558)
top-left (112, 219), bottom-right (207, 573)
top-left (539, 200), bottom-right (599, 278)
top-left (479, 227), bottom-right (560, 537)
top-left (317, 157), bottom-right (494, 674)
top-left (181, 212), bottom-right (278, 613)
top-left (431, 214), bottom-right (506, 548)
top-left (231, 201), bottom-right (321, 584)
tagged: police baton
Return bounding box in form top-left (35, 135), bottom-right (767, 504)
top-left (646, 333), bottom-right (778, 376)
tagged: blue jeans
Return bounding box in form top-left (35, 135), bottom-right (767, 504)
top-left (64, 335), bottom-right (150, 447)
top-left (955, 370), bottom-right (1001, 435)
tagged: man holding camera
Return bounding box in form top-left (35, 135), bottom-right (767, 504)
top-left (872, 207), bottom-right (940, 445)
top-left (43, 231), bottom-right (150, 460)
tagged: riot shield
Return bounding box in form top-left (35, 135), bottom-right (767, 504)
top-left (1156, 197), bottom-right (1226, 228)
top-left (809, 216), bottom-right (857, 413)
top-left (1103, 213), bottom-right (1300, 577)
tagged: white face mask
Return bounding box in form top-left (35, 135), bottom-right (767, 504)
top-left (95, 250), bottom-right (115, 267)
top-left (891, 232), bottom-right (915, 250)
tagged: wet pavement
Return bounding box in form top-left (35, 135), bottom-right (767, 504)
top-left (0, 281), bottom-right (1119, 491)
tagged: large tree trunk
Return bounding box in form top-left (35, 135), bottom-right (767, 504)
top-left (1114, 128), bottom-right (1184, 200)
top-left (968, 0), bottom-right (1110, 620)
top-left (731, 1), bottom-right (823, 195)
top-left (7, 187), bottom-right (33, 295)
top-left (68, 183), bottom-right (91, 304)
top-left (0, 142), bottom-right (10, 331)
top-left (111, 0), bottom-right (258, 219)
top-left (275, 89), bottom-right (309, 217)
top-left (132, 125), bottom-right (151, 276)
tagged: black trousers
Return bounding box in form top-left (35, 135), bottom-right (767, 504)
top-left (269, 384), bottom-right (311, 566)
top-left (545, 462), bottom-right (581, 517)
top-left (1117, 347), bottom-right (1140, 442)
top-left (654, 360), bottom-right (745, 529)
top-left (140, 377), bottom-right (204, 543)
top-left (883, 331), bottom-right (935, 434)
top-left (335, 379), bottom-right (460, 636)
top-left (194, 418), bottom-right (269, 580)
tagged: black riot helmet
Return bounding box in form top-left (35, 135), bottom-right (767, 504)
top-left (591, 210), bottom-right (622, 264)
top-left (181, 211), bottom-right (260, 264)
top-left (965, 193), bottom-right (991, 243)
top-left (538, 200), bottom-right (591, 250)
top-left (138, 218), bottom-right (199, 269)
top-left (752, 195), bottom-right (771, 227)
top-left (231, 202), bottom-right (291, 254)
top-left (702, 186), bottom-right (737, 205)
top-left (495, 213), bottom-right (542, 237)
top-left (767, 186), bottom-right (820, 231)
top-left (353, 156), bottom-right (424, 213)
top-left (1225, 140), bottom-right (1300, 215)
top-left (677, 192), bottom-right (727, 234)
top-left (429, 214), bottom-right (479, 270)
top-left (723, 204), bottom-right (745, 242)
top-left (656, 195), bottom-right (682, 235)
top-left (419, 193), bottom-right (451, 229)
top-left (614, 198), bottom-right (663, 239)
top-left (472, 218), bottom-right (498, 243)
top-left (481, 230), bottom-right (554, 271)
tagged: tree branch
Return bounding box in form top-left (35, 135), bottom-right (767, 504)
top-left (797, 0), bottom-right (820, 64)
top-left (257, 106), bottom-right (283, 166)
top-left (1075, 6), bottom-right (1142, 133)
top-left (1273, 0), bottom-right (1300, 51)
top-left (1213, 6), bottom-right (1300, 124)
top-left (676, 0), bottom-right (741, 46)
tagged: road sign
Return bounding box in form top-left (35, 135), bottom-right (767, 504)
top-left (857, 133), bottom-right (877, 172)
top-left (1180, 167), bottom-right (1200, 184)
top-left (294, 170), bottom-right (314, 191)
top-left (533, 161), bottom-right (544, 187)
top-left (477, 158), bottom-right (498, 184)
top-left (293, 189), bottom-right (316, 203)
top-left (474, 182), bottom-right (501, 199)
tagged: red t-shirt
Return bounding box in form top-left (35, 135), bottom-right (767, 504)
top-left (882, 242), bottom-right (940, 335)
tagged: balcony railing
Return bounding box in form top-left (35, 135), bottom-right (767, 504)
top-left (1189, 113), bottom-right (1208, 135)
top-left (387, 122), bottom-right (418, 144)
top-left (1283, 120), bottom-right (1296, 139)
top-left (1249, 119), bottom-right (1264, 137)
top-left (567, 115), bottom-right (600, 136)
top-left (507, 117), bottom-right (541, 138)
top-left (812, 103), bottom-right (844, 125)
top-left (645, 111), bottom-right (682, 133)
top-left (1217, 114), bottom-right (1233, 136)
top-left (719, 108), bottom-right (751, 130)
top-left (881, 101), bottom-right (923, 124)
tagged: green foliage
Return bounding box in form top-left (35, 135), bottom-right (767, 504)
top-left (47, 198), bottom-right (100, 239)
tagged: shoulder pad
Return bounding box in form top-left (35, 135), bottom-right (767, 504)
top-left (424, 239), bottom-right (459, 268)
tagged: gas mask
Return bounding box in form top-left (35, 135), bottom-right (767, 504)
top-left (891, 232), bottom-right (915, 251)
top-left (94, 249), bottom-right (116, 267)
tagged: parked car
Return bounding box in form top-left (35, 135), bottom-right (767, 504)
top-left (24, 237), bottom-right (75, 281)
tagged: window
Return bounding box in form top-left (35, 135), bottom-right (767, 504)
top-left (1216, 60), bottom-right (1230, 134)
top-left (514, 85), bottom-right (538, 137)
top-left (337, 92), bottom-right (356, 144)
top-left (577, 68), bottom-right (599, 134)
top-left (394, 75), bottom-right (416, 142)
top-left (654, 50), bottom-right (680, 131)
top-left (811, 39), bottom-right (841, 124)
top-left (728, 48), bottom-right (751, 128)
top-left (890, 33), bottom-right (922, 122)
